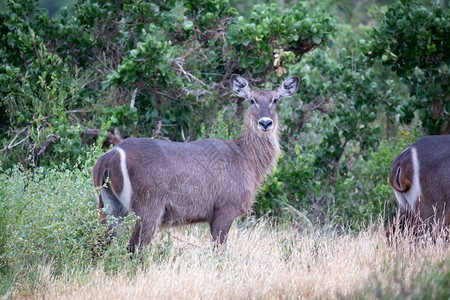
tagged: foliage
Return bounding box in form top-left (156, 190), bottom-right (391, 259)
top-left (0, 155), bottom-right (150, 293)
top-left (199, 109), bottom-right (240, 140)
top-left (256, 145), bottom-right (318, 217)
top-left (227, 2), bottom-right (337, 73)
top-left (253, 20), bottom-right (414, 226)
top-left (0, 161), bottom-right (97, 291)
top-left (0, 0), bottom-right (105, 166)
top-left (0, 0), bottom-right (335, 165)
top-left (331, 129), bottom-right (421, 225)
top-left (365, 0), bottom-right (450, 134)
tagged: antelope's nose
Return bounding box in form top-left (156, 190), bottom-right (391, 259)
top-left (258, 118), bottom-right (273, 132)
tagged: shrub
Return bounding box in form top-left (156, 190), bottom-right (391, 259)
top-left (0, 0), bottom-right (335, 168)
top-left (365, 0), bottom-right (450, 134)
top-left (0, 154), bottom-right (137, 293)
top-left (331, 129), bottom-right (422, 227)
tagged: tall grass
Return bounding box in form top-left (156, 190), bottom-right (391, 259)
top-left (6, 221), bottom-right (450, 299)
top-left (1, 164), bottom-right (448, 299)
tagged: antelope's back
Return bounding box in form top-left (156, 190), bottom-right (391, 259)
top-left (93, 137), bottom-right (251, 207)
top-left (411, 135), bottom-right (450, 177)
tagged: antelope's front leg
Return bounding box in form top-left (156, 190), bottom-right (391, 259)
top-left (209, 207), bottom-right (236, 247)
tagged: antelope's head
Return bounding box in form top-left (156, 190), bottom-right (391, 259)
top-left (231, 74), bottom-right (299, 135)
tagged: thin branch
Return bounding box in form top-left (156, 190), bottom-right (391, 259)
top-left (65, 109), bottom-right (91, 114)
top-left (153, 90), bottom-right (178, 101)
top-left (172, 235), bottom-right (202, 249)
top-left (37, 134), bottom-right (61, 156)
top-left (0, 126), bottom-right (31, 152)
top-left (84, 127), bottom-right (122, 145)
top-left (172, 57), bottom-right (208, 87)
top-left (306, 98), bottom-right (331, 114)
top-left (84, 128), bottom-right (102, 136)
top-left (330, 138), bottom-right (350, 187)
top-left (179, 42), bottom-right (204, 60)
top-left (306, 98), bottom-right (327, 111)
top-left (201, 72), bottom-right (223, 77)
top-left (113, 127), bottom-right (122, 143)
top-left (8, 134), bottom-right (30, 150)
top-left (130, 87), bottom-right (138, 108)
top-left (152, 120), bottom-right (163, 139)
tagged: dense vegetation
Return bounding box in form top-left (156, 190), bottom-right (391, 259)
top-left (0, 0), bottom-right (449, 296)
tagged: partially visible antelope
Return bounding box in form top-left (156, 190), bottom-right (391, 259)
top-left (93, 74), bottom-right (300, 252)
top-left (387, 135), bottom-right (450, 241)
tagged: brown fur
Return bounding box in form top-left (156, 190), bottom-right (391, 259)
top-left (387, 135), bottom-right (450, 242)
top-left (92, 75), bottom-right (299, 252)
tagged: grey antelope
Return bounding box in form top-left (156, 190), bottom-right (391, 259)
top-left (387, 135), bottom-right (450, 240)
top-left (93, 74), bottom-right (300, 252)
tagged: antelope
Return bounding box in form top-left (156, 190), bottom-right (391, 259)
top-left (93, 74), bottom-right (300, 252)
top-left (387, 135), bottom-right (450, 241)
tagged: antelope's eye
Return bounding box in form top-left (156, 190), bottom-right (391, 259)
top-left (272, 98), bottom-right (279, 104)
top-left (250, 99), bottom-right (256, 105)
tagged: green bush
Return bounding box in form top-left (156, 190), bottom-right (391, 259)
top-left (227, 2), bottom-right (336, 73)
top-left (0, 157), bottom-right (135, 292)
top-left (0, 0), bottom-right (334, 167)
top-left (256, 145), bottom-right (318, 217)
top-left (253, 21), bottom-right (400, 224)
top-left (0, 163), bottom-right (92, 282)
top-left (331, 129), bottom-right (421, 227)
top-left (365, 0), bottom-right (450, 134)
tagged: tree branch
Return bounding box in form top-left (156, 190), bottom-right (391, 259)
top-left (37, 134), bottom-right (61, 156)
top-left (84, 127), bottom-right (122, 145)
top-left (130, 87), bottom-right (138, 108)
top-left (0, 126), bottom-right (31, 152)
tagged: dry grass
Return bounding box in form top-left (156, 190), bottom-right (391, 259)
top-left (19, 220), bottom-right (449, 299)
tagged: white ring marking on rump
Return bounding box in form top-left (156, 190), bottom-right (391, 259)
top-left (404, 147), bottom-right (421, 210)
top-left (117, 147), bottom-right (132, 212)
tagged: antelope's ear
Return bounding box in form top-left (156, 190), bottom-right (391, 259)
top-left (276, 76), bottom-right (299, 99)
top-left (231, 74), bottom-right (251, 100)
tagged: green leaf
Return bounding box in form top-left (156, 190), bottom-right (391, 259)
top-left (312, 35), bottom-right (322, 44)
top-left (183, 20), bottom-right (193, 30)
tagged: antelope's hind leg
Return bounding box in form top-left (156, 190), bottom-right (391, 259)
top-left (94, 187), bottom-right (129, 254)
top-left (128, 198), bottom-right (165, 253)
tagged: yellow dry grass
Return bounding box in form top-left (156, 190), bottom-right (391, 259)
top-left (23, 220), bottom-right (450, 299)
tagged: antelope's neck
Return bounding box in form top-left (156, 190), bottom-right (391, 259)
top-left (234, 127), bottom-right (281, 187)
